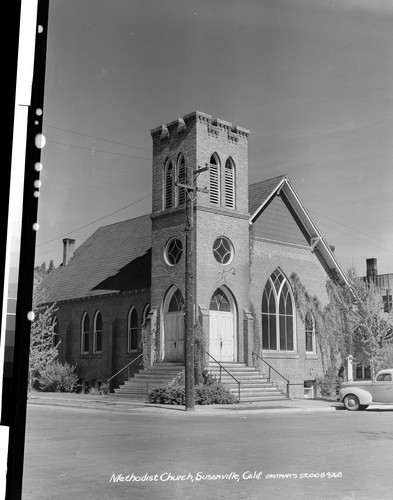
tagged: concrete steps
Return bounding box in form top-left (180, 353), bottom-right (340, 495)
top-left (113, 362), bottom-right (288, 403)
top-left (113, 363), bottom-right (184, 400)
top-left (208, 362), bottom-right (287, 402)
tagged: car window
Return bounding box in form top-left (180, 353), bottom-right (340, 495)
top-left (377, 374), bottom-right (385, 381)
top-left (384, 374), bottom-right (392, 381)
top-left (377, 373), bottom-right (392, 381)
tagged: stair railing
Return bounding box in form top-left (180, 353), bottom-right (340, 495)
top-left (252, 352), bottom-right (290, 398)
top-left (205, 351), bottom-right (241, 402)
top-left (107, 353), bottom-right (144, 392)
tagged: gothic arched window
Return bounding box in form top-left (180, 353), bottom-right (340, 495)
top-left (164, 160), bottom-right (173, 209)
top-left (224, 158), bottom-right (235, 209)
top-left (168, 289), bottom-right (185, 312)
top-left (210, 288), bottom-right (231, 312)
top-left (177, 154), bottom-right (186, 207)
top-left (305, 312), bottom-right (316, 353)
top-left (81, 312), bottom-right (90, 354)
top-left (261, 270), bottom-right (295, 352)
top-left (209, 154), bottom-right (220, 205)
top-left (93, 311), bottom-right (103, 353)
top-left (128, 307), bottom-right (138, 352)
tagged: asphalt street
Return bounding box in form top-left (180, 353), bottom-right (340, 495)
top-left (21, 402), bottom-right (393, 500)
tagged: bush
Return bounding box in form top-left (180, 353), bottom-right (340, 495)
top-left (148, 380), bottom-right (237, 405)
top-left (315, 368), bottom-right (343, 397)
top-left (38, 361), bottom-right (79, 392)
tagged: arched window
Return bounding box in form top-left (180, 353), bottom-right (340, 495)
top-left (93, 311), bottom-right (103, 353)
top-left (224, 158), bottom-right (235, 209)
top-left (210, 288), bottom-right (231, 312)
top-left (52, 316), bottom-right (59, 347)
top-left (81, 312), bottom-right (90, 354)
top-left (209, 154), bottom-right (220, 205)
top-left (164, 159), bottom-right (173, 209)
top-left (261, 270), bottom-right (295, 351)
top-left (168, 289), bottom-right (184, 312)
top-left (177, 154), bottom-right (186, 207)
top-left (128, 307), bottom-right (138, 352)
top-left (305, 312), bottom-right (316, 353)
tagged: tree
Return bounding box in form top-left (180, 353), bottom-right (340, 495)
top-left (28, 270), bottom-right (59, 392)
top-left (321, 268), bottom-right (393, 378)
top-left (343, 268), bottom-right (393, 376)
top-left (291, 268), bottom-right (393, 389)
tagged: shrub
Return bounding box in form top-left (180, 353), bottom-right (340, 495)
top-left (148, 386), bottom-right (185, 405)
top-left (315, 368), bottom-right (343, 397)
top-left (38, 361), bottom-right (79, 392)
top-left (148, 380), bottom-right (237, 405)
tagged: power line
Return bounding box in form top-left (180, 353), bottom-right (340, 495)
top-left (44, 123), bottom-right (151, 152)
top-left (311, 210), bottom-right (393, 251)
top-left (36, 193), bottom-right (152, 248)
top-left (46, 139), bottom-right (151, 161)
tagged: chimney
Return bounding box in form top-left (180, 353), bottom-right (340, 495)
top-left (62, 238), bottom-right (75, 265)
top-left (366, 258), bottom-right (378, 279)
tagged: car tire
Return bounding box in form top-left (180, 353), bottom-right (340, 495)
top-left (343, 394), bottom-right (360, 411)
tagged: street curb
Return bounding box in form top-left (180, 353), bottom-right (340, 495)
top-left (26, 396), bottom-right (342, 415)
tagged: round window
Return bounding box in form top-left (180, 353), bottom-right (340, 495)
top-left (212, 237), bottom-right (234, 265)
top-left (165, 238), bottom-right (183, 266)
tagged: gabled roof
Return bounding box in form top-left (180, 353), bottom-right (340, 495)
top-left (42, 214), bottom-right (152, 303)
top-left (248, 175), bottom-right (350, 287)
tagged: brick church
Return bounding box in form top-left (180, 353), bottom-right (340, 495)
top-left (42, 111), bottom-right (349, 397)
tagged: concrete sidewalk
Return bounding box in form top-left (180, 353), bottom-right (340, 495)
top-left (27, 391), bottom-right (344, 415)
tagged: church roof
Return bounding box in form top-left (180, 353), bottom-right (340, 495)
top-left (248, 175), bottom-right (350, 287)
top-left (42, 174), bottom-right (349, 303)
top-left (41, 214), bottom-right (152, 303)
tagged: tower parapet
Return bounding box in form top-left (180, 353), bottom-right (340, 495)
top-left (151, 110), bottom-right (250, 144)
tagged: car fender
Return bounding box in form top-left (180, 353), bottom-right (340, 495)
top-left (339, 387), bottom-right (373, 405)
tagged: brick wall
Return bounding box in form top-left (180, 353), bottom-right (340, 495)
top-left (55, 290), bottom-right (150, 389)
top-left (150, 111), bottom-right (251, 364)
top-left (250, 239), bottom-right (329, 397)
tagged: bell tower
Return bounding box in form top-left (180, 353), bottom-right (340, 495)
top-left (150, 111), bottom-right (251, 364)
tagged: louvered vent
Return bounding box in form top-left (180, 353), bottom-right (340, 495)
top-left (177, 155), bottom-right (186, 206)
top-left (224, 159), bottom-right (235, 208)
top-left (209, 155), bottom-right (220, 205)
top-left (165, 161), bottom-right (173, 209)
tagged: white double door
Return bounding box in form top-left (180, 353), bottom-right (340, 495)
top-left (164, 312), bottom-right (185, 362)
top-left (209, 311), bottom-right (234, 362)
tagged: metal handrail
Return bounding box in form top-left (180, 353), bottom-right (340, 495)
top-left (205, 351), bottom-right (241, 402)
top-left (252, 351), bottom-right (290, 398)
top-left (107, 353), bottom-right (143, 388)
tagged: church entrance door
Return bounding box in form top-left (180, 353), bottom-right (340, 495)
top-left (209, 288), bottom-right (235, 362)
top-left (163, 288), bottom-right (185, 362)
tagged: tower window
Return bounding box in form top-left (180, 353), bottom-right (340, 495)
top-left (164, 160), bottom-right (173, 209)
top-left (209, 154), bottom-right (220, 205)
top-left (165, 237), bottom-right (183, 266)
top-left (224, 158), bottom-right (235, 209)
top-left (210, 288), bottom-right (231, 312)
top-left (213, 237), bottom-right (234, 265)
top-left (177, 154), bottom-right (186, 206)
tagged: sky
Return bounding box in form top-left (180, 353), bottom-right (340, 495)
top-left (35, 0), bottom-right (393, 276)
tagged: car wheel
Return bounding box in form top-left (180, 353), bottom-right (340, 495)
top-left (343, 394), bottom-right (360, 411)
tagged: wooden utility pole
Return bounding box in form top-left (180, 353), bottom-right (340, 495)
top-left (177, 165), bottom-right (208, 411)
